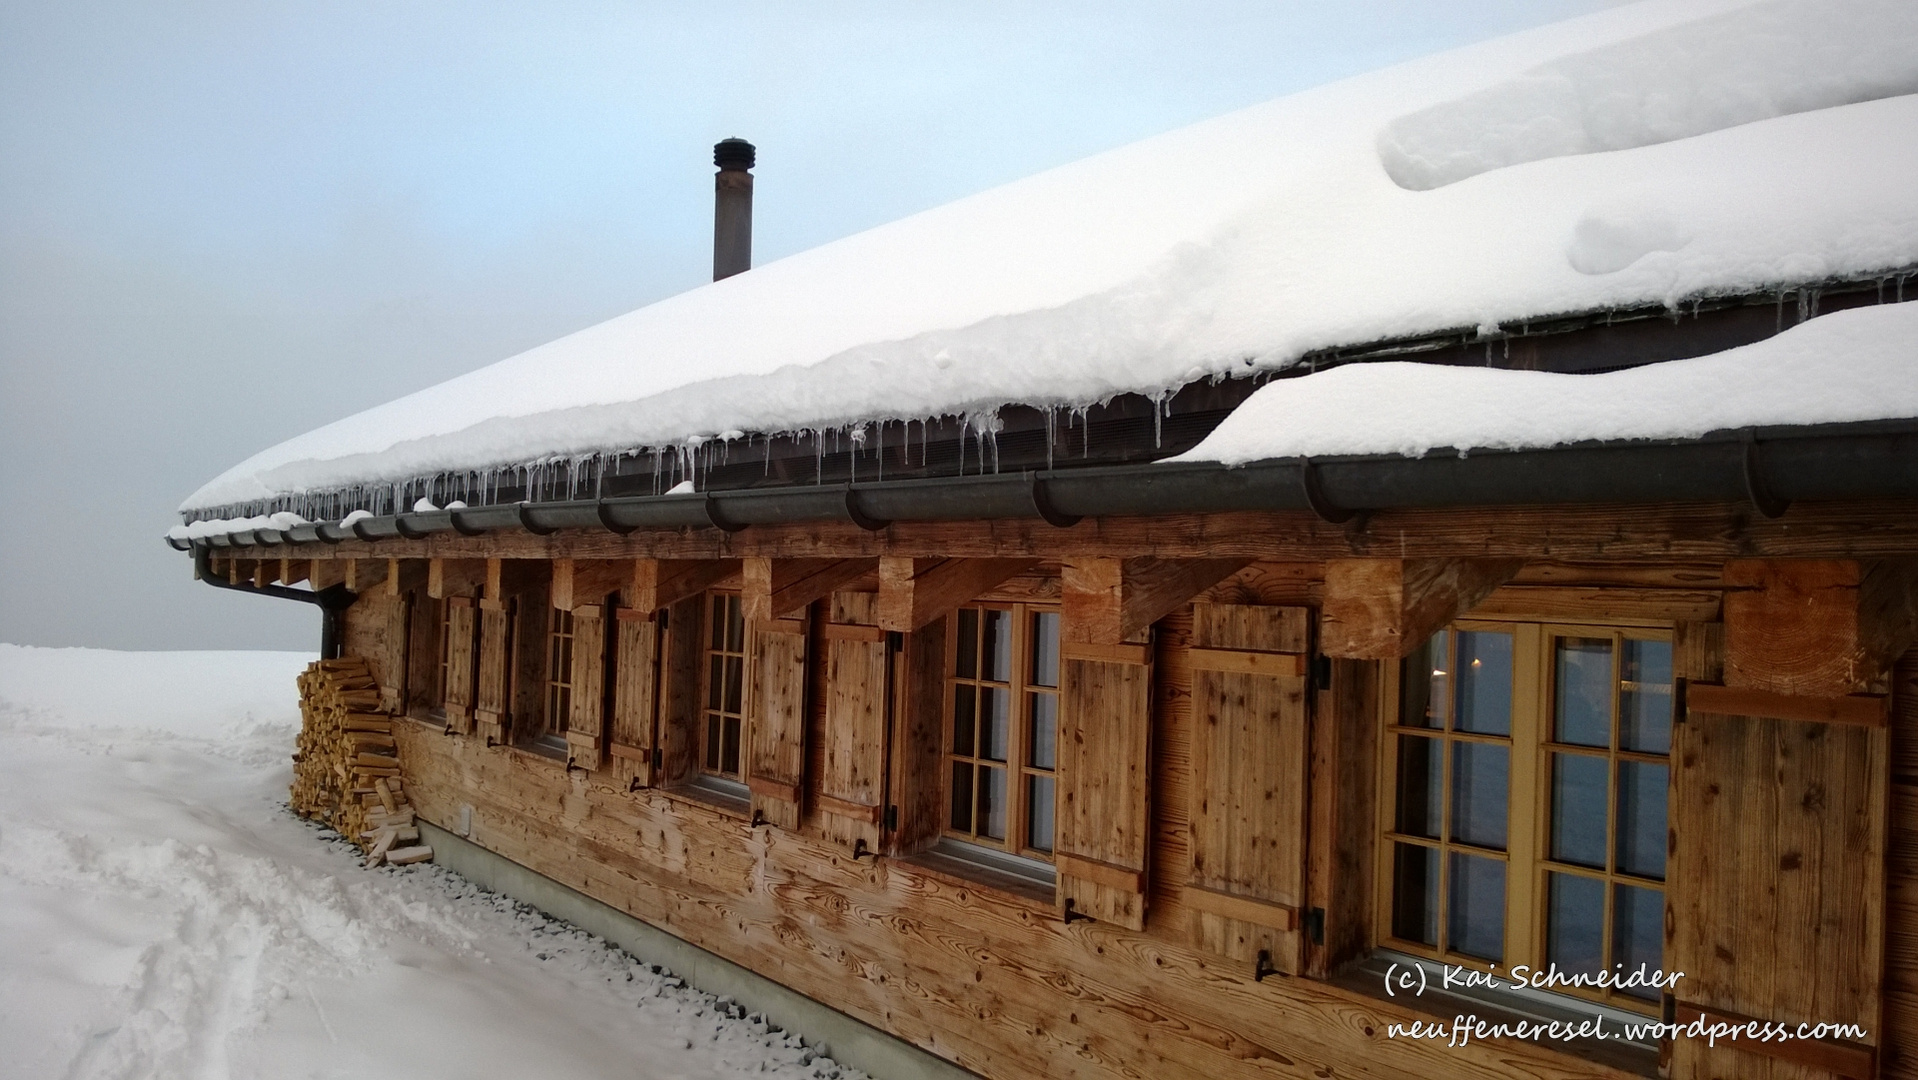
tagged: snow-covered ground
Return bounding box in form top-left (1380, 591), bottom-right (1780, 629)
top-left (0, 644), bottom-right (862, 1080)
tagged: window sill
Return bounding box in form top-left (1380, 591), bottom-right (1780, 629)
top-left (403, 708), bottom-right (447, 733)
top-left (1334, 951), bottom-right (1660, 1077)
top-left (658, 776), bottom-right (753, 821)
top-left (505, 741), bottom-right (569, 768)
top-left (904, 840), bottom-right (1057, 910)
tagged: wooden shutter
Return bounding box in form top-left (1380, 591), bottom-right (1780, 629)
top-left (1056, 638), bottom-right (1153, 930)
top-left (1670, 620), bottom-right (1887, 1080)
top-left (1185, 602), bottom-right (1312, 972)
top-left (566, 604), bottom-right (607, 771)
top-left (818, 594), bottom-right (891, 854)
top-left (747, 614), bottom-right (809, 830)
top-left (444, 598), bottom-right (477, 734)
top-left (475, 599), bottom-right (510, 745)
top-left (609, 607), bottom-right (662, 788)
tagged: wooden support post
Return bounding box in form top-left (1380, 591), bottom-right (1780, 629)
top-left (252, 560), bottom-right (275, 588)
top-left (280, 558), bottom-right (309, 587)
top-left (627, 559), bottom-right (738, 613)
top-left (1320, 558), bottom-right (1524, 659)
top-left (428, 558), bottom-right (487, 599)
top-left (1060, 557), bottom-right (1252, 645)
top-left (1723, 559), bottom-right (1918, 695)
top-left (876, 557), bottom-right (1039, 632)
top-left (742, 557), bottom-right (874, 624)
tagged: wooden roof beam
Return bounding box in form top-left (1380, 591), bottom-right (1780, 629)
top-left (310, 558), bottom-right (346, 591)
top-left (428, 558), bottom-right (487, 599)
top-left (1723, 558), bottom-right (1918, 695)
top-left (743, 557), bottom-right (874, 624)
top-left (552, 558), bottom-right (636, 610)
top-left (1321, 558), bottom-right (1525, 659)
top-left (1062, 556), bottom-right (1254, 645)
top-left (625, 558), bottom-right (738, 613)
top-left (279, 558), bottom-right (309, 587)
top-left (344, 557), bottom-right (387, 593)
top-left (876, 557), bottom-right (1040, 632)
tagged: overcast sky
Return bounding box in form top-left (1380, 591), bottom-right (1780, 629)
top-left (0, 0), bottom-right (1617, 652)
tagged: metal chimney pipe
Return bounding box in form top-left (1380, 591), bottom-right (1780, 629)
top-left (713, 138), bottom-right (755, 281)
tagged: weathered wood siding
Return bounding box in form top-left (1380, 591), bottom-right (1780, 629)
top-left (370, 576), bottom-right (1637, 1080)
top-left (1885, 649), bottom-right (1918, 1079)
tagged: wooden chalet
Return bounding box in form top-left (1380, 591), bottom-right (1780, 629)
top-left (172, 8), bottom-right (1918, 1079)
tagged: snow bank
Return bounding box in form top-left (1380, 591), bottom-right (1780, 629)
top-left (181, 0), bottom-right (1918, 515)
top-left (1173, 298), bottom-right (1918, 465)
top-left (0, 644), bottom-right (312, 740)
top-left (0, 646), bottom-right (866, 1080)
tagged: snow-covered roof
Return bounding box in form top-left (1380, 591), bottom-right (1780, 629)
top-left (181, 0), bottom-right (1918, 517)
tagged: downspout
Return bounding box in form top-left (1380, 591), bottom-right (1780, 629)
top-left (193, 544), bottom-right (357, 659)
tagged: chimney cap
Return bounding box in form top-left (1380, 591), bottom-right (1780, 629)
top-left (714, 138), bottom-right (756, 171)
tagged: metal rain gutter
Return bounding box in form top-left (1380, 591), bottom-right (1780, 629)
top-left (193, 545), bottom-right (357, 658)
top-left (171, 419), bottom-right (1918, 551)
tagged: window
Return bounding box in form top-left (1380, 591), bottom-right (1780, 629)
top-left (945, 604), bottom-right (1059, 859)
top-left (700, 591), bottom-right (747, 780)
top-left (1380, 622), bottom-right (1674, 1012)
top-left (543, 607), bottom-right (574, 744)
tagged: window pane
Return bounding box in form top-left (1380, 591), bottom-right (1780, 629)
top-left (722, 655), bottom-right (743, 714)
top-left (1620, 639), bottom-right (1674, 754)
top-left (1446, 852), bottom-right (1506, 961)
top-left (982, 609), bottom-right (1012, 682)
top-left (981, 687), bottom-right (1010, 762)
top-left (1402, 631), bottom-right (1450, 729)
top-left (1551, 752), bottom-right (1610, 869)
top-left (978, 766), bottom-right (1007, 840)
top-left (710, 595), bottom-right (726, 651)
top-left (1616, 761), bottom-right (1669, 880)
top-left (1454, 631), bottom-right (1512, 735)
top-left (1026, 775), bottom-right (1055, 852)
top-left (722, 716), bottom-right (741, 775)
top-left (705, 714), bottom-right (720, 770)
top-left (1613, 884), bottom-right (1665, 999)
top-left (1394, 735), bottom-right (1442, 839)
top-left (1554, 638), bottom-right (1613, 747)
top-left (949, 762), bottom-right (973, 832)
top-left (724, 596), bottom-right (744, 653)
top-left (952, 684), bottom-right (977, 757)
top-left (707, 655), bottom-right (726, 711)
top-left (1390, 842), bottom-right (1439, 946)
top-left (1450, 741), bottom-right (1509, 850)
top-left (1547, 871), bottom-right (1605, 975)
top-left (955, 609), bottom-right (979, 678)
top-left (1030, 611), bottom-right (1060, 688)
top-left (1028, 692), bottom-right (1057, 770)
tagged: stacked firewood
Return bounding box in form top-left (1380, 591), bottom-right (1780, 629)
top-left (291, 656), bottom-right (434, 867)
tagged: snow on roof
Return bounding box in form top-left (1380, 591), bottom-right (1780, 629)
top-left (1171, 300), bottom-right (1918, 465)
top-left (181, 0), bottom-right (1918, 516)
